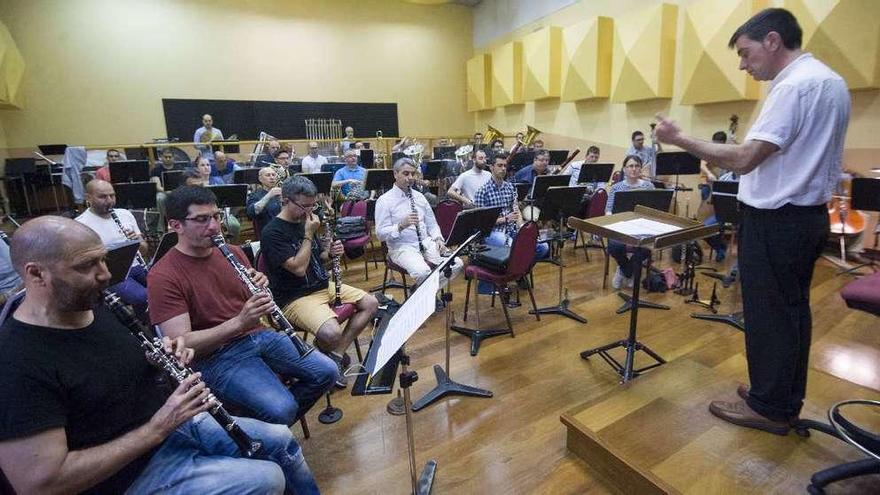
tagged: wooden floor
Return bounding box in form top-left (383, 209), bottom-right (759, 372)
top-left (291, 241), bottom-right (878, 494)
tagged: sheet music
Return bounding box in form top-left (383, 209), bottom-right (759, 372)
top-left (604, 218), bottom-right (682, 238)
top-left (370, 269), bottom-right (440, 377)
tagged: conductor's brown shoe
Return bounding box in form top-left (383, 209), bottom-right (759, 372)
top-left (737, 384), bottom-right (750, 401)
top-left (709, 399), bottom-right (790, 436)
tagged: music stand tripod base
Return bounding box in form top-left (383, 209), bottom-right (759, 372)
top-left (615, 292), bottom-right (670, 314)
top-left (691, 311), bottom-right (745, 332)
top-left (450, 325), bottom-right (511, 356)
top-left (411, 364), bottom-right (492, 412)
top-left (580, 339), bottom-right (666, 382)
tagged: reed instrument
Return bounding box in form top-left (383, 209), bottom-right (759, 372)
top-left (322, 215), bottom-right (343, 307)
top-left (102, 290), bottom-right (263, 458)
top-left (405, 188), bottom-right (426, 256)
top-left (210, 235), bottom-right (316, 357)
top-left (109, 209), bottom-right (148, 267)
top-left (0, 231), bottom-right (9, 245)
top-left (552, 148), bottom-right (582, 175)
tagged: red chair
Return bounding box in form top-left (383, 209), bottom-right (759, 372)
top-left (434, 199), bottom-right (462, 242)
top-left (840, 271), bottom-right (880, 316)
top-left (339, 199), bottom-right (374, 281)
top-left (454, 222), bottom-right (541, 355)
top-left (578, 188), bottom-right (608, 263)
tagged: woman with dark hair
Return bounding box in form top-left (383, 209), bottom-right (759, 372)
top-left (605, 155), bottom-right (655, 289)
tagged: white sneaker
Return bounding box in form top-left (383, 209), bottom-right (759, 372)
top-left (625, 276), bottom-right (634, 288)
top-left (612, 267), bottom-right (625, 289)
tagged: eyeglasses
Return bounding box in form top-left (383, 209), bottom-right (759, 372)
top-left (183, 211), bottom-right (225, 225)
top-left (291, 200), bottom-right (317, 211)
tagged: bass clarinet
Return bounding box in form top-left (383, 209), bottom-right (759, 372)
top-left (405, 188), bottom-right (426, 255)
top-left (102, 290), bottom-right (263, 458)
top-left (322, 215), bottom-right (343, 307)
top-left (210, 234), bottom-right (316, 357)
top-left (109, 209), bottom-right (148, 267)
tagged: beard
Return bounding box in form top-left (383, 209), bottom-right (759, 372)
top-left (52, 277), bottom-right (107, 312)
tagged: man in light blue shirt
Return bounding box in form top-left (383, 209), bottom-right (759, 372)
top-left (626, 130), bottom-right (662, 177)
top-left (193, 114), bottom-right (224, 158)
top-left (211, 150), bottom-right (241, 184)
top-left (332, 150), bottom-right (366, 197)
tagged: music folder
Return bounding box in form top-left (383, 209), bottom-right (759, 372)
top-left (576, 163), bottom-right (614, 185)
top-left (612, 189), bottom-right (674, 214)
top-left (296, 172), bottom-right (333, 195)
top-left (207, 184), bottom-right (248, 208)
top-left (105, 240), bottom-right (142, 286)
top-left (233, 168), bottom-right (260, 185)
top-left (507, 151), bottom-right (535, 173)
top-left (113, 181), bottom-right (158, 209)
top-left (654, 151), bottom-right (701, 176)
top-left (109, 160), bottom-right (151, 183)
top-left (548, 150), bottom-right (569, 166)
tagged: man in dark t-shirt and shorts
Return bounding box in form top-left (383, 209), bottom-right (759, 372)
top-left (0, 216), bottom-right (318, 494)
top-left (261, 176), bottom-right (378, 388)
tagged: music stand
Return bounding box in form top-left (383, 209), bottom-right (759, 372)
top-left (296, 172), bottom-right (333, 196)
top-left (321, 163), bottom-right (345, 174)
top-left (413, 228), bottom-right (493, 412)
top-left (843, 178), bottom-right (880, 273)
top-left (162, 170), bottom-right (185, 191)
top-left (364, 169), bottom-right (395, 194)
top-left (421, 160), bottom-right (444, 181)
top-left (702, 180), bottom-right (740, 287)
top-left (548, 150), bottom-right (569, 166)
top-left (105, 240), bottom-right (141, 286)
top-left (37, 144), bottom-right (67, 155)
top-left (233, 168), bottom-right (261, 185)
top-left (507, 151), bottom-right (535, 174)
top-left (576, 163), bottom-right (615, 186)
top-left (529, 186), bottom-right (589, 323)
top-left (109, 160), bottom-right (150, 183)
top-left (529, 174), bottom-right (569, 202)
top-left (113, 182), bottom-right (157, 209)
top-left (212, 140), bottom-right (240, 154)
top-left (433, 146), bottom-right (456, 160)
top-left (515, 183), bottom-right (530, 202)
top-left (207, 185), bottom-right (248, 208)
top-left (359, 149), bottom-right (375, 168)
top-left (654, 152), bottom-right (700, 214)
top-left (288, 164), bottom-right (303, 175)
top-left (149, 232), bottom-right (178, 268)
top-left (4, 158), bottom-right (37, 215)
top-left (124, 147), bottom-right (149, 161)
top-left (692, 192), bottom-right (744, 331)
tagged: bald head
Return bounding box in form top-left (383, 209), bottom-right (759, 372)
top-left (11, 216), bottom-right (102, 277)
top-left (86, 179), bottom-right (113, 195)
top-left (85, 180), bottom-right (116, 216)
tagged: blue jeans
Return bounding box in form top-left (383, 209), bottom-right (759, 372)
top-left (111, 264), bottom-right (147, 317)
top-left (196, 330), bottom-right (337, 425)
top-left (128, 412), bottom-right (319, 494)
top-left (477, 230), bottom-right (549, 294)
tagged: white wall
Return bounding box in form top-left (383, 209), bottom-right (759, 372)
top-left (473, 0), bottom-right (578, 48)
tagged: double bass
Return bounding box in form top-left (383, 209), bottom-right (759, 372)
top-left (827, 172), bottom-right (867, 260)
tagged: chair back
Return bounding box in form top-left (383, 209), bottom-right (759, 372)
top-left (0, 289), bottom-right (25, 326)
top-left (435, 200), bottom-right (462, 241)
top-left (341, 199), bottom-right (367, 218)
top-left (505, 222), bottom-right (539, 278)
top-left (587, 188), bottom-right (608, 218)
top-left (255, 249), bottom-right (268, 274)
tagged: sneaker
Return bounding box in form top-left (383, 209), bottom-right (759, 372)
top-left (625, 276), bottom-right (634, 289)
top-left (612, 267), bottom-right (625, 289)
top-left (329, 352), bottom-right (350, 388)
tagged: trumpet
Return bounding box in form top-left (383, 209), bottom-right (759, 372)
top-left (211, 235), bottom-right (316, 358)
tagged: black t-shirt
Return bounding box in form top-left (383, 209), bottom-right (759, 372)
top-left (150, 163), bottom-right (186, 184)
top-left (0, 306), bottom-right (168, 494)
top-left (261, 216), bottom-right (328, 307)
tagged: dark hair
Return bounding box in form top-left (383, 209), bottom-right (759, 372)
top-left (183, 168), bottom-right (201, 180)
top-left (165, 185), bottom-right (217, 220)
top-left (534, 149), bottom-right (550, 159)
top-left (276, 149), bottom-right (291, 158)
top-left (490, 138), bottom-right (504, 148)
top-left (106, 148), bottom-right (120, 157)
top-left (712, 131), bottom-right (728, 143)
top-left (587, 145), bottom-right (601, 155)
top-left (631, 131), bottom-right (644, 141)
top-left (490, 151), bottom-right (509, 163)
top-left (622, 154), bottom-right (644, 167)
top-left (728, 8), bottom-right (802, 50)
top-left (281, 175), bottom-right (317, 200)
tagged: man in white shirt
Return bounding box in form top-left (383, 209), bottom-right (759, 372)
top-left (561, 146), bottom-right (601, 187)
top-left (375, 158), bottom-right (462, 289)
top-left (301, 141), bottom-right (328, 173)
top-left (193, 114), bottom-right (224, 158)
top-left (75, 180), bottom-right (150, 315)
top-left (447, 149), bottom-right (491, 207)
top-left (654, 8), bottom-right (850, 436)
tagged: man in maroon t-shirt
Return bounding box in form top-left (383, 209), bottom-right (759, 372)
top-left (148, 186), bottom-right (337, 425)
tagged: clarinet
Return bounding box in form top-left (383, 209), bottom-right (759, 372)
top-left (210, 234), bottom-right (316, 357)
top-left (405, 188), bottom-right (426, 255)
top-left (102, 290), bottom-right (263, 458)
top-left (0, 231), bottom-right (9, 246)
top-left (109, 209), bottom-right (148, 267)
top-left (322, 215), bottom-right (343, 307)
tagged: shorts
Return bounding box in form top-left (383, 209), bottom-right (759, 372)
top-left (281, 283), bottom-right (367, 334)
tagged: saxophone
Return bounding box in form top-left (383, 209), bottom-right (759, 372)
top-left (109, 209), bottom-right (148, 268)
top-left (102, 290), bottom-right (263, 458)
top-left (322, 215), bottom-right (343, 307)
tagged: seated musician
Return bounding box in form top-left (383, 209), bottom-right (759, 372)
top-left (246, 166), bottom-right (283, 231)
top-left (375, 158), bottom-right (463, 290)
top-left (447, 149), bottom-right (491, 207)
top-left (490, 138), bottom-right (505, 154)
top-left (301, 141), bottom-right (328, 173)
top-left (513, 149), bottom-right (550, 184)
top-left (94, 148), bottom-right (122, 182)
top-left (256, 138), bottom-right (282, 166)
top-left (530, 138), bottom-right (545, 151)
top-left (151, 149), bottom-right (187, 229)
top-left (561, 145), bottom-right (601, 187)
top-left (471, 132), bottom-right (483, 148)
top-left (0, 216), bottom-right (320, 495)
top-left (474, 151), bottom-right (550, 259)
top-left (332, 149), bottom-right (367, 199)
top-left (211, 150), bottom-right (240, 184)
top-left (697, 131), bottom-right (732, 261)
top-left (605, 155), bottom-right (655, 289)
top-left (185, 158), bottom-right (241, 242)
top-left (148, 186), bottom-right (337, 425)
top-left (75, 179), bottom-right (149, 316)
top-left (261, 176), bottom-right (379, 388)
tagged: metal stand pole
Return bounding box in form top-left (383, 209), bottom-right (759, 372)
top-left (398, 347), bottom-right (437, 494)
top-left (530, 211), bottom-right (587, 323)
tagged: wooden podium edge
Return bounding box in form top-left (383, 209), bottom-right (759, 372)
top-left (560, 411), bottom-right (679, 495)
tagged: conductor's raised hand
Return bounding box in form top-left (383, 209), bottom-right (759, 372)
top-left (653, 113), bottom-right (682, 145)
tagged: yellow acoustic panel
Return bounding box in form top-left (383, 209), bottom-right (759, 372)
top-left (491, 41), bottom-right (523, 107)
top-left (0, 21), bottom-right (25, 109)
top-left (522, 26), bottom-right (562, 101)
top-left (680, 0), bottom-right (766, 105)
top-left (467, 54), bottom-right (492, 111)
top-left (561, 17), bottom-right (613, 101)
top-left (610, 3), bottom-right (678, 103)
top-left (787, 0), bottom-right (880, 90)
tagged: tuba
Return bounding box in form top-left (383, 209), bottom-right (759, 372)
top-left (510, 125), bottom-right (541, 155)
top-left (483, 125), bottom-right (503, 146)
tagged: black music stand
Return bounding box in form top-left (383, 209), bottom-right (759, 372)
top-left (207, 185), bottom-right (248, 208)
top-left (321, 163), bottom-right (345, 174)
top-left (837, 178), bottom-right (880, 275)
top-left (702, 180), bottom-right (740, 287)
top-left (233, 168), bottom-right (260, 185)
top-left (288, 164), bottom-right (303, 175)
top-left (413, 230), bottom-right (493, 412)
top-left (529, 186), bottom-right (589, 323)
top-left (421, 160), bottom-right (444, 181)
top-left (212, 140), bottom-right (240, 154)
top-left (577, 163), bottom-right (614, 187)
top-left (113, 182), bottom-right (157, 209)
top-left (296, 172), bottom-right (333, 196)
top-left (692, 192), bottom-right (744, 331)
top-left (124, 147), bottom-right (149, 161)
top-left (364, 169), bottom-right (395, 194)
top-left (149, 232), bottom-right (178, 268)
top-left (4, 158), bottom-right (37, 215)
top-left (433, 146), bottom-right (456, 160)
top-left (507, 151), bottom-right (535, 175)
top-left (654, 152), bottom-right (700, 214)
top-left (515, 183), bottom-right (530, 202)
top-left (359, 149), bottom-right (375, 168)
top-left (162, 171), bottom-right (185, 191)
top-left (37, 144), bottom-right (67, 155)
top-left (611, 189), bottom-right (675, 314)
top-left (109, 160), bottom-right (150, 184)
top-left (529, 174), bottom-right (569, 202)
top-left (548, 150), bottom-right (569, 166)
top-left (105, 240), bottom-right (141, 286)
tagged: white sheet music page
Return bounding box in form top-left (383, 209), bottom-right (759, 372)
top-left (604, 218), bottom-right (682, 238)
top-left (370, 269), bottom-right (440, 377)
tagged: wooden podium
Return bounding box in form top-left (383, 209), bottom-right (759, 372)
top-left (568, 206), bottom-right (719, 383)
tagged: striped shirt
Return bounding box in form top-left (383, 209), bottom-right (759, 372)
top-left (605, 179), bottom-right (655, 214)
